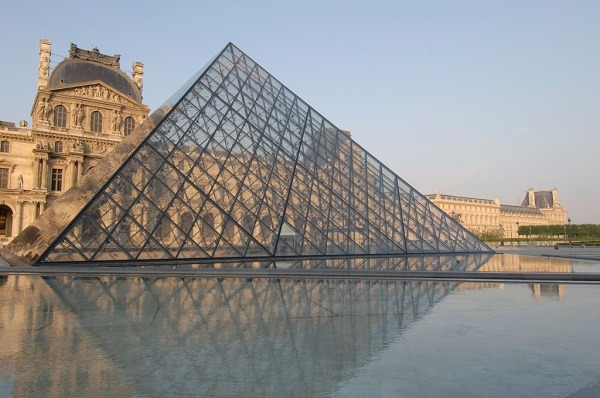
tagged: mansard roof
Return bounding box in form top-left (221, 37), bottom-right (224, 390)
top-left (500, 204), bottom-right (543, 216)
top-left (425, 193), bottom-right (497, 205)
top-left (521, 191), bottom-right (554, 208)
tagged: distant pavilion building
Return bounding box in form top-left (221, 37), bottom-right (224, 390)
top-left (426, 188), bottom-right (568, 239)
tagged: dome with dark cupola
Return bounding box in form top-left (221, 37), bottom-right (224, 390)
top-left (48, 44), bottom-right (142, 103)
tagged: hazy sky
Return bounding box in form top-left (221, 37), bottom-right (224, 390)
top-left (1, 1), bottom-right (598, 223)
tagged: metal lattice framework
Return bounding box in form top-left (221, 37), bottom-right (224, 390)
top-left (4, 43), bottom-right (491, 266)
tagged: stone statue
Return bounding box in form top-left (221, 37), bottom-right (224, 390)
top-left (17, 174), bottom-right (23, 189)
top-left (19, 120), bottom-right (28, 128)
top-left (69, 43), bottom-right (78, 58)
top-left (111, 110), bottom-right (122, 132)
top-left (132, 62), bottom-right (144, 92)
top-left (37, 100), bottom-right (46, 121)
top-left (38, 58), bottom-right (49, 78)
top-left (111, 91), bottom-right (121, 103)
top-left (73, 103), bottom-right (85, 127)
top-left (43, 99), bottom-right (52, 121)
top-left (38, 39), bottom-right (51, 88)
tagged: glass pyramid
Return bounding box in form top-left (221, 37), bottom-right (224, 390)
top-left (3, 43), bottom-right (491, 266)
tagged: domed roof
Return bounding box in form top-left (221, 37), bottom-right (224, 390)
top-left (49, 55), bottom-right (142, 103)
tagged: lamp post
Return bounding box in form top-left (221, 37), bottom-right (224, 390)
top-left (516, 221), bottom-right (519, 246)
top-left (499, 223), bottom-right (504, 246)
top-left (568, 217), bottom-right (572, 247)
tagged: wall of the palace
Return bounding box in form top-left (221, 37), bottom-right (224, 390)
top-left (427, 192), bottom-right (568, 239)
top-left (0, 40), bottom-right (149, 246)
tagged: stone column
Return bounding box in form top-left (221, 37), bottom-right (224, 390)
top-left (33, 157), bottom-right (40, 189)
top-left (77, 160), bottom-right (84, 182)
top-left (15, 201), bottom-right (24, 235)
top-left (41, 159), bottom-right (48, 190)
top-left (31, 201), bottom-right (38, 220)
top-left (39, 201), bottom-right (45, 215)
top-left (69, 160), bottom-right (76, 187)
top-left (65, 161), bottom-right (71, 190)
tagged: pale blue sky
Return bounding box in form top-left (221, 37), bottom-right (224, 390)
top-left (1, 1), bottom-right (599, 223)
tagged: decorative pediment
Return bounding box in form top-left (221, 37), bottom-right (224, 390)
top-left (49, 82), bottom-right (139, 107)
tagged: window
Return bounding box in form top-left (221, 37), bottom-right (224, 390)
top-left (54, 141), bottom-right (63, 153)
top-left (157, 217), bottom-right (171, 239)
top-left (180, 212), bottom-right (193, 234)
top-left (242, 214), bottom-right (254, 234)
top-left (201, 213), bottom-right (215, 240)
top-left (0, 141), bottom-right (9, 153)
top-left (0, 168), bottom-right (8, 189)
top-left (261, 215), bottom-right (272, 241)
top-left (90, 111), bottom-right (103, 133)
top-left (53, 105), bottom-right (67, 128)
top-left (51, 168), bottom-right (63, 191)
top-left (124, 116), bottom-right (136, 136)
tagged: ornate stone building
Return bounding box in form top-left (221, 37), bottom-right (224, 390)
top-left (0, 40), bottom-right (149, 246)
top-left (426, 188), bottom-right (568, 239)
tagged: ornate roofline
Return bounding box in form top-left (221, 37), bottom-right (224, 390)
top-left (69, 44), bottom-right (120, 68)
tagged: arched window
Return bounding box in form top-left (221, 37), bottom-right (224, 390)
top-left (90, 111), bottom-right (103, 133)
top-left (0, 205), bottom-right (13, 237)
top-left (242, 214), bottom-right (254, 235)
top-left (157, 217), bottom-right (171, 240)
top-left (54, 141), bottom-right (63, 153)
top-left (180, 212), bottom-right (193, 234)
top-left (261, 215), bottom-right (272, 241)
top-left (0, 141), bottom-right (9, 153)
top-left (201, 213), bottom-right (215, 240)
top-left (53, 105), bottom-right (67, 128)
top-left (223, 220), bottom-right (236, 242)
top-left (124, 116), bottom-right (136, 136)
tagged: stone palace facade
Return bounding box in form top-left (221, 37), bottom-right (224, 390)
top-left (426, 188), bottom-right (568, 239)
top-left (0, 40), bottom-right (149, 246)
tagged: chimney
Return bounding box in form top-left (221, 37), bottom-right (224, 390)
top-left (527, 188), bottom-right (535, 207)
top-left (551, 188), bottom-right (559, 207)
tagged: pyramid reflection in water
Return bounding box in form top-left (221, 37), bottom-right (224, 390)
top-left (3, 43), bottom-right (491, 266)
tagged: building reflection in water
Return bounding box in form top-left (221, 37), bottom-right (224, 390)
top-left (467, 254), bottom-right (570, 299)
top-left (0, 254), bottom-right (573, 396)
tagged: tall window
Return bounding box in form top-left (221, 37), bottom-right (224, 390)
top-left (90, 111), bottom-right (103, 133)
top-left (202, 213), bottom-right (215, 240)
top-left (0, 141), bottom-right (9, 153)
top-left (180, 212), bottom-right (193, 234)
top-left (124, 116), bottom-right (135, 136)
top-left (51, 168), bottom-right (63, 191)
top-left (0, 168), bottom-right (9, 189)
top-left (53, 105), bottom-right (67, 128)
top-left (54, 141), bottom-right (63, 153)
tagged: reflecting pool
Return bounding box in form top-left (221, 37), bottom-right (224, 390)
top-left (1, 255), bottom-right (599, 397)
